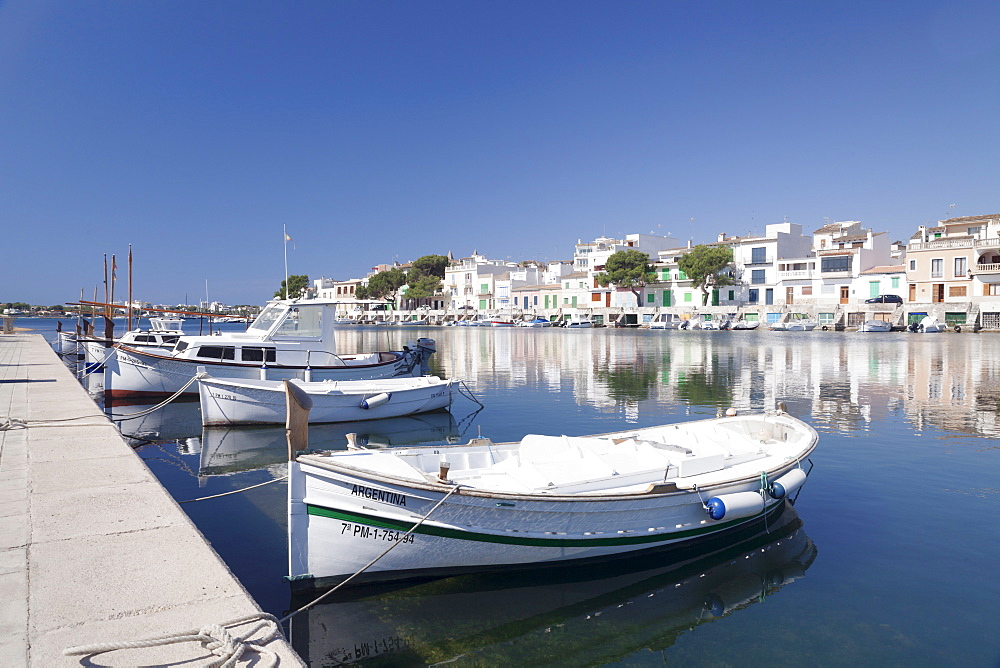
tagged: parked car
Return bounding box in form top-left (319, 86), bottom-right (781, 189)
top-left (865, 295), bottom-right (903, 304)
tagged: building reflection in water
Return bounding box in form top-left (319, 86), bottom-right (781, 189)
top-left (333, 327), bottom-right (1000, 439)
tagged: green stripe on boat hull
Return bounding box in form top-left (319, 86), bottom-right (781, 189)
top-left (305, 500), bottom-right (784, 548)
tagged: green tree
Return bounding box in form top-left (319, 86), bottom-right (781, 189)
top-left (358, 267), bottom-right (407, 304)
top-left (594, 250), bottom-right (657, 307)
top-left (274, 274), bottom-right (310, 300)
top-left (677, 245), bottom-right (734, 305)
top-left (409, 254), bottom-right (450, 279)
top-left (402, 274), bottom-right (442, 307)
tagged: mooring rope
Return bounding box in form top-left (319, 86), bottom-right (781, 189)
top-left (179, 475), bottom-right (288, 504)
top-left (279, 483), bottom-right (463, 624)
top-left (0, 415), bottom-right (112, 430)
top-left (457, 380), bottom-right (484, 407)
top-left (63, 612), bottom-right (283, 667)
top-left (108, 373), bottom-right (202, 420)
top-left (76, 341), bottom-right (124, 378)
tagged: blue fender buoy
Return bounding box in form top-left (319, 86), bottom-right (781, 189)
top-left (705, 491), bottom-right (765, 520)
top-left (360, 392), bottom-right (391, 410)
top-left (768, 468), bottom-right (808, 499)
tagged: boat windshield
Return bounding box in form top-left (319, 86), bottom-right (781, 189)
top-left (273, 305), bottom-right (324, 338)
top-left (246, 303), bottom-right (286, 334)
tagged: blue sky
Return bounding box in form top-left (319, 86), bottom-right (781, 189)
top-left (2, 0), bottom-right (998, 306)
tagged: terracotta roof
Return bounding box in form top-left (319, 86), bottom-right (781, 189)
top-left (813, 223), bottom-right (843, 234)
top-left (563, 271), bottom-right (588, 279)
top-left (834, 233), bottom-right (870, 242)
top-left (941, 214), bottom-right (1000, 224)
top-left (860, 265), bottom-right (906, 275)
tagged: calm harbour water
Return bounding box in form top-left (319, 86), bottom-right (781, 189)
top-left (27, 318), bottom-right (1000, 666)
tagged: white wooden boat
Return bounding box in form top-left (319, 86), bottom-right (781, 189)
top-left (730, 320), bottom-right (759, 330)
top-left (199, 374), bottom-right (456, 426)
top-left (104, 299), bottom-right (435, 401)
top-left (518, 318), bottom-right (552, 327)
top-left (288, 408), bottom-right (817, 589)
top-left (858, 319), bottom-right (892, 332)
top-left (80, 317), bottom-right (186, 373)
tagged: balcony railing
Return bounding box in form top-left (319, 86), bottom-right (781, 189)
top-left (908, 237), bottom-right (1000, 251)
top-left (777, 270), bottom-right (813, 279)
top-left (971, 263), bottom-right (1000, 274)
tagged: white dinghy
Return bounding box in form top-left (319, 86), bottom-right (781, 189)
top-left (199, 373), bottom-right (457, 426)
top-left (287, 404), bottom-right (818, 590)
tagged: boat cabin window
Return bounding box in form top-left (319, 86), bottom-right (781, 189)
top-left (196, 345), bottom-right (236, 360)
top-left (241, 347), bottom-right (277, 363)
top-left (246, 302), bottom-right (286, 334)
top-left (175, 341), bottom-right (189, 352)
top-left (133, 335), bottom-right (153, 342)
top-left (273, 305), bottom-right (324, 338)
top-left (162, 335), bottom-right (180, 344)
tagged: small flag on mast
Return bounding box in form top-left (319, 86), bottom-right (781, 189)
top-left (284, 233), bottom-right (292, 242)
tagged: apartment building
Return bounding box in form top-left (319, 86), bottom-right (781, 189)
top-left (905, 215), bottom-right (1000, 303)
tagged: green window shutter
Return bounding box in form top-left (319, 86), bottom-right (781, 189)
top-left (647, 293), bottom-right (654, 303)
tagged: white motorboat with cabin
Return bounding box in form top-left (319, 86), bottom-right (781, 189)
top-left (198, 373), bottom-right (457, 426)
top-left (647, 314), bottom-right (681, 330)
top-left (287, 404), bottom-right (818, 589)
top-left (104, 299), bottom-right (436, 401)
top-left (908, 316), bottom-right (946, 333)
top-left (730, 319), bottom-right (760, 330)
top-left (562, 314), bottom-right (594, 328)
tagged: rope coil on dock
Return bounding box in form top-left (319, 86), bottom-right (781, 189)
top-left (63, 612), bottom-right (283, 667)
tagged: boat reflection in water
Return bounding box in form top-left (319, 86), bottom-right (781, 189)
top-left (110, 400), bottom-right (466, 483)
top-left (199, 412), bottom-right (461, 477)
top-left (109, 400), bottom-right (204, 449)
top-left (288, 504), bottom-right (815, 666)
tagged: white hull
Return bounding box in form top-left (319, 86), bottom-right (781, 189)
top-left (107, 347), bottom-right (424, 401)
top-left (289, 411), bottom-right (817, 588)
top-left (730, 321), bottom-right (759, 330)
top-left (858, 320), bottom-right (892, 332)
top-left (199, 375), bottom-right (456, 426)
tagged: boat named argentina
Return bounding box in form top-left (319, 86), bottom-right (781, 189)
top-left (288, 406), bottom-right (818, 590)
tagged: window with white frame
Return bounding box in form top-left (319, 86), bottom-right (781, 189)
top-left (954, 257), bottom-right (967, 277)
top-left (931, 259), bottom-right (943, 278)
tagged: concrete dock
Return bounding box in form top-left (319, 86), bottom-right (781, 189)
top-left (0, 334), bottom-right (303, 666)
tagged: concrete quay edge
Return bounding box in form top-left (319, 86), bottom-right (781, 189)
top-left (0, 334), bottom-right (304, 667)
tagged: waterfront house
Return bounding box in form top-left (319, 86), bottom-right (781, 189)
top-left (444, 251), bottom-right (519, 310)
top-left (718, 222), bottom-right (813, 310)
